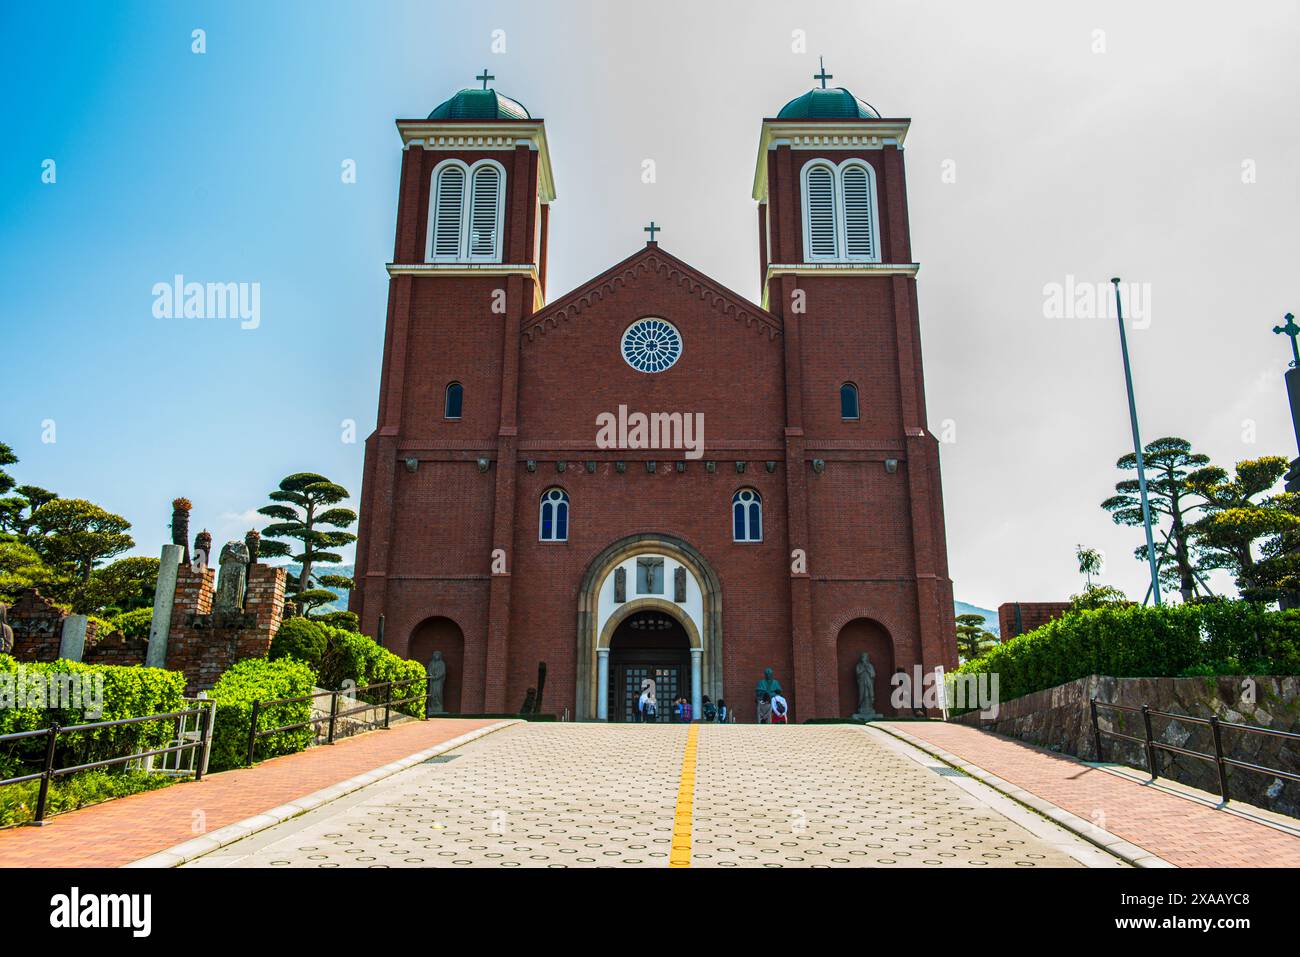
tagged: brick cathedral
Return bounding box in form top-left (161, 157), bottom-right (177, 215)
top-left (351, 69), bottom-right (957, 721)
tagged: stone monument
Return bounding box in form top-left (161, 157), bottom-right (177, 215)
top-left (215, 540), bottom-right (250, 612)
top-left (853, 651), bottom-right (879, 720)
top-left (427, 650), bottom-right (447, 715)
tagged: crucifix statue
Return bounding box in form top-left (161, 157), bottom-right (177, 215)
top-left (644, 221), bottom-right (660, 243)
top-left (814, 56), bottom-right (833, 89)
top-left (476, 68), bottom-right (495, 90)
top-left (1273, 312), bottom-right (1300, 369)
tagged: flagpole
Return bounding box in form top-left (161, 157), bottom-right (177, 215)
top-left (1112, 277), bottom-right (1162, 606)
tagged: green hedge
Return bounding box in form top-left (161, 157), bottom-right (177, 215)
top-left (208, 657), bottom-right (317, 772)
top-left (957, 600), bottom-right (1300, 703)
top-left (0, 655), bottom-right (187, 781)
top-left (0, 769), bottom-right (175, 826)
top-left (106, 607), bottom-right (153, 639)
top-left (268, 617), bottom-right (329, 671)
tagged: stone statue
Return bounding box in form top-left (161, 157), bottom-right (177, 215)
top-left (755, 667), bottom-right (781, 703)
top-left (854, 652), bottom-right (878, 719)
top-left (0, 603), bottom-right (13, 655)
top-left (427, 650), bottom-right (447, 715)
top-left (214, 541), bottom-right (250, 611)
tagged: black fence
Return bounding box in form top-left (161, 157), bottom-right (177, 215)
top-left (246, 676), bottom-right (428, 764)
top-left (1090, 697), bottom-right (1300, 800)
top-left (0, 707), bottom-right (214, 824)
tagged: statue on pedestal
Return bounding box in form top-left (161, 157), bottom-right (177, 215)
top-left (427, 650), bottom-right (447, 715)
top-left (755, 667), bottom-right (781, 724)
top-left (215, 541), bottom-right (250, 611)
top-left (853, 652), bottom-right (879, 720)
top-left (0, 604), bottom-right (13, 655)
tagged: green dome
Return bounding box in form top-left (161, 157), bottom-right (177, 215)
top-left (777, 87), bottom-right (879, 120)
top-left (428, 88), bottom-right (531, 120)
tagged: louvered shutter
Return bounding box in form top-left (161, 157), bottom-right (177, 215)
top-left (432, 166), bottom-right (465, 259)
top-left (842, 165), bottom-right (875, 259)
top-left (469, 165), bottom-right (501, 259)
top-left (805, 165), bottom-right (837, 259)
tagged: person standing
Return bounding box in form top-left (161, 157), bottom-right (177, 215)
top-left (639, 678), bottom-right (657, 723)
top-left (702, 695), bottom-right (717, 722)
top-left (770, 691), bottom-right (789, 724)
top-left (756, 692), bottom-right (773, 724)
top-left (716, 699), bottom-right (729, 724)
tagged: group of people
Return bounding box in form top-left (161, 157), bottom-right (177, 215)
top-left (633, 680), bottom-right (737, 723)
top-left (632, 675), bottom-right (788, 724)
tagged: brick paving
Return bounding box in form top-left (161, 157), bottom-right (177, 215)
top-left (0, 718), bottom-right (499, 868)
top-left (184, 724), bottom-right (1102, 868)
top-left (883, 721), bottom-right (1300, 868)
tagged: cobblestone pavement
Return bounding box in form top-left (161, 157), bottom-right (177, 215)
top-left (186, 723), bottom-right (1123, 868)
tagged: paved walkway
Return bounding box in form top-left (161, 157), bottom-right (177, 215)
top-left (184, 723), bottom-right (1119, 868)
top-left (0, 718), bottom-right (501, 868)
top-left (881, 721), bottom-right (1300, 868)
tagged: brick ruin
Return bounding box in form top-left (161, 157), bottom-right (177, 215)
top-left (2, 508), bottom-right (287, 694)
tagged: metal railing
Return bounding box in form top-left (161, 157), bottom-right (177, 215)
top-left (246, 676), bottom-right (428, 765)
top-left (1090, 697), bottom-right (1300, 800)
top-left (0, 706), bottom-right (214, 824)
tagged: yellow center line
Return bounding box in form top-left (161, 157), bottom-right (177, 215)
top-left (669, 723), bottom-right (700, 868)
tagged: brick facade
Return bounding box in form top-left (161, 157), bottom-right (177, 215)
top-left (998, 602), bottom-right (1072, 641)
top-left (352, 94), bottom-right (957, 721)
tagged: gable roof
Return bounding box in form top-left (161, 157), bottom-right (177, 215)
top-left (522, 244), bottom-right (783, 343)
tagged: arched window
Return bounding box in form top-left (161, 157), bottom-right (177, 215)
top-left (426, 159), bottom-right (506, 262)
top-left (540, 488), bottom-right (569, 542)
top-left (732, 489), bottom-right (762, 543)
top-left (444, 382), bottom-right (463, 419)
top-left (801, 159), bottom-right (880, 263)
top-left (840, 382), bottom-right (859, 420)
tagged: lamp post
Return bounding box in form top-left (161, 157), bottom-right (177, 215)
top-left (1112, 278), bottom-right (1161, 606)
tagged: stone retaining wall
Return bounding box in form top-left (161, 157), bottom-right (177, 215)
top-left (955, 674), bottom-right (1300, 817)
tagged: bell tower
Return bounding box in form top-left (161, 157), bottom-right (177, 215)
top-left (754, 62), bottom-right (956, 713)
top-left (352, 75), bottom-right (555, 711)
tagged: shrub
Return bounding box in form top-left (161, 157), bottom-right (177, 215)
top-left (957, 600), bottom-right (1300, 704)
top-left (269, 617), bottom-right (329, 670)
top-left (208, 657), bottom-right (316, 772)
top-left (0, 655), bottom-right (186, 780)
top-left (106, 607), bottom-right (153, 639)
top-left (313, 610), bottom-right (360, 632)
top-left (317, 627), bottom-right (427, 718)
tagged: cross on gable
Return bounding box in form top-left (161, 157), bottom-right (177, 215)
top-left (644, 221), bottom-right (660, 243)
top-left (476, 68), bottom-right (495, 90)
top-left (814, 56), bottom-right (833, 89)
top-left (1274, 312), bottom-right (1300, 367)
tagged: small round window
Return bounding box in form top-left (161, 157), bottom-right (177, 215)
top-left (621, 318), bottom-right (682, 373)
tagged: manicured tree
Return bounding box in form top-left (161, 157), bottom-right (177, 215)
top-left (0, 442), bottom-right (15, 497)
top-left (1190, 456), bottom-right (1296, 601)
top-left (1102, 437), bottom-right (1213, 603)
top-left (25, 498), bottom-right (134, 584)
top-left (0, 540), bottom-right (53, 603)
top-left (0, 485), bottom-right (57, 541)
top-left (954, 613), bottom-right (997, 663)
top-left (256, 473), bottom-right (357, 614)
top-left (78, 556), bottom-right (161, 614)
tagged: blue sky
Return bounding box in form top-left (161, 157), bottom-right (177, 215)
top-left (2, 1), bottom-right (1298, 608)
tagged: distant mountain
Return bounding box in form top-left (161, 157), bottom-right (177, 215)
top-left (955, 600), bottom-right (999, 637)
top-left (280, 563), bottom-right (353, 611)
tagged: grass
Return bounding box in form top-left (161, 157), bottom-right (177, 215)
top-left (0, 770), bottom-right (180, 827)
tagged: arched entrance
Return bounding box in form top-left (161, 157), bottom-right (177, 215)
top-left (606, 609), bottom-right (691, 722)
top-left (409, 616), bottom-right (464, 715)
top-left (576, 533), bottom-right (722, 721)
top-left (836, 618), bottom-right (895, 717)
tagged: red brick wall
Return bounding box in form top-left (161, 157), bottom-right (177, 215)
top-left (6, 590), bottom-right (66, 662)
top-left (999, 602), bottom-right (1072, 641)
